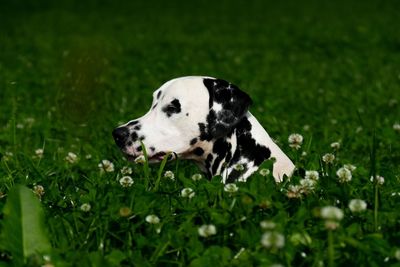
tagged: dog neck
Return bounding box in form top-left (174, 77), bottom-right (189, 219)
top-left (188, 113), bottom-right (295, 182)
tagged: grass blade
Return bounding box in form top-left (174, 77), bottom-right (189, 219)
top-left (140, 141), bottom-right (150, 187)
top-left (154, 152), bottom-right (171, 191)
top-left (1, 185), bottom-right (51, 266)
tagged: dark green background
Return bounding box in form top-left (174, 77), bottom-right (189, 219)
top-left (1, 1), bottom-right (400, 266)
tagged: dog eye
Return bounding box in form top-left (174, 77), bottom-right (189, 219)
top-left (162, 99), bottom-right (181, 117)
top-left (165, 104), bottom-right (179, 112)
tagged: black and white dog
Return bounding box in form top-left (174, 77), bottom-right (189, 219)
top-left (113, 76), bottom-right (295, 183)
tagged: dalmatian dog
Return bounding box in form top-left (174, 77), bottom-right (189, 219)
top-left (112, 76), bottom-right (295, 183)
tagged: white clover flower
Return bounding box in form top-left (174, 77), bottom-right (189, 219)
top-left (393, 123), bottom-right (400, 132)
top-left (181, 188), bottom-right (195, 198)
top-left (305, 170), bottom-right (319, 180)
top-left (134, 155), bottom-right (146, 164)
top-left (42, 254), bottom-right (51, 263)
top-left (198, 224), bottom-right (217, 237)
top-left (224, 183), bottom-right (239, 193)
top-left (33, 185), bottom-right (45, 197)
top-left (336, 167), bottom-right (352, 183)
top-left (16, 123), bottom-right (24, 129)
top-left (320, 206), bottom-right (344, 221)
top-left (301, 151), bottom-right (307, 157)
top-left (330, 142), bottom-right (340, 150)
top-left (356, 126), bottom-right (363, 133)
top-left (80, 203), bottom-right (91, 212)
top-left (343, 164), bottom-right (356, 172)
top-left (303, 125), bottom-right (310, 131)
top-left (286, 185), bottom-right (302, 199)
top-left (376, 175), bottom-right (385, 185)
top-left (370, 175), bottom-right (384, 185)
top-left (300, 178), bottom-right (316, 193)
top-left (65, 152), bottom-right (78, 164)
top-left (191, 173), bottom-right (202, 181)
top-left (35, 148), bottom-right (44, 158)
top-left (259, 168), bottom-right (271, 177)
top-left (145, 214), bottom-right (160, 224)
top-left (119, 176), bottom-right (134, 187)
top-left (98, 159), bottom-right (114, 172)
top-left (348, 199), bottom-right (367, 213)
top-left (260, 220), bottom-right (276, 230)
top-left (164, 170), bottom-right (175, 180)
top-left (288, 133), bottom-right (303, 150)
top-left (389, 99), bottom-right (398, 107)
top-left (3, 152), bottom-right (13, 161)
top-left (322, 153), bottom-right (335, 164)
top-left (234, 164), bottom-right (245, 171)
top-left (261, 231), bottom-right (285, 249)
top-left (395, 249), bottom-right (400, 261)
top-left (24, 117), bottom-right (35, 127)
top-left (85, 154), bottom-right (92, 159)
top-left (121, 166), bottom-right (133, 175)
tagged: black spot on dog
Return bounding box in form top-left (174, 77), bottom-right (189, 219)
top-left (193, 147), bottom-right (204, 156)
top-left (134, 125), bottom-right (141, 131)
top-left (226, 150), bottom-right (232, 163)
top-left (128, 120), bottom-right (139, 126)
top-left (226, 163), bottom-right (249, 183)
top-left (131, 132), bottom-right (138, 141)
top-left (213, 138), bottom-right (230, 157)
top-left (190, 138), bottom-right (197, 145)
top-left (198, 110), bottom-right (220, 141)
top-left (226, 169), bottom-right (242, 182)
top-left (136, 146), bottom-right (142, 152)
top-left (211, 138), bottom-right (231, 174)
top-left (199, 123), bottom-right (212, 141)
top-left (186, 113), bottom-right (189, 116)
top-left (150, 146), bottom-right (155, 152)
top-left (162, 99), bottom-right (181, 117)
top-left (139, 136), bottom-right (145, 141)
top-left (235, 117), bottom-right (252, 135)
top-left (202, 78), bottom-right (252, 138)
top-left (205, 154), bottom-right (214, 178)
top-left (211, 156), bottom-right (222, 174)
top-left (152, 103), bottom-right (158, 110)
top-left (231, 117), bottom-right (271, 167)
top-left (203, 78), bottom-right (215, 108)
top-left (127, 141), bottom-right (133, 146)
top-left (157, 91), bottom-right (162, 99)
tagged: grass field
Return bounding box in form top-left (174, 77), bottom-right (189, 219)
top-left (1, 0), bottom-right (400, 266)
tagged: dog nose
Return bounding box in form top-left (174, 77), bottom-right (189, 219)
top-left (112, 127), bottom-right (129, 148)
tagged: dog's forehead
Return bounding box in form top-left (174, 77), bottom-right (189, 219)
top-left (153, 77), bottom-right (211, 102)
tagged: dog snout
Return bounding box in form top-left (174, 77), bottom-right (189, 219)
top-left (112, 127), bottom-right (129, 148)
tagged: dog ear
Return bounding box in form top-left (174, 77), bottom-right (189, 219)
top-left (203, 78), bottom-right (252, 138)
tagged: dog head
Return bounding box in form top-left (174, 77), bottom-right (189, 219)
top-left (112, 76), bottom-right (252, 162)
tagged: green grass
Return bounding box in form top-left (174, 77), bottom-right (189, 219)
top-left (1, 0), bottom-right (400, 266)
